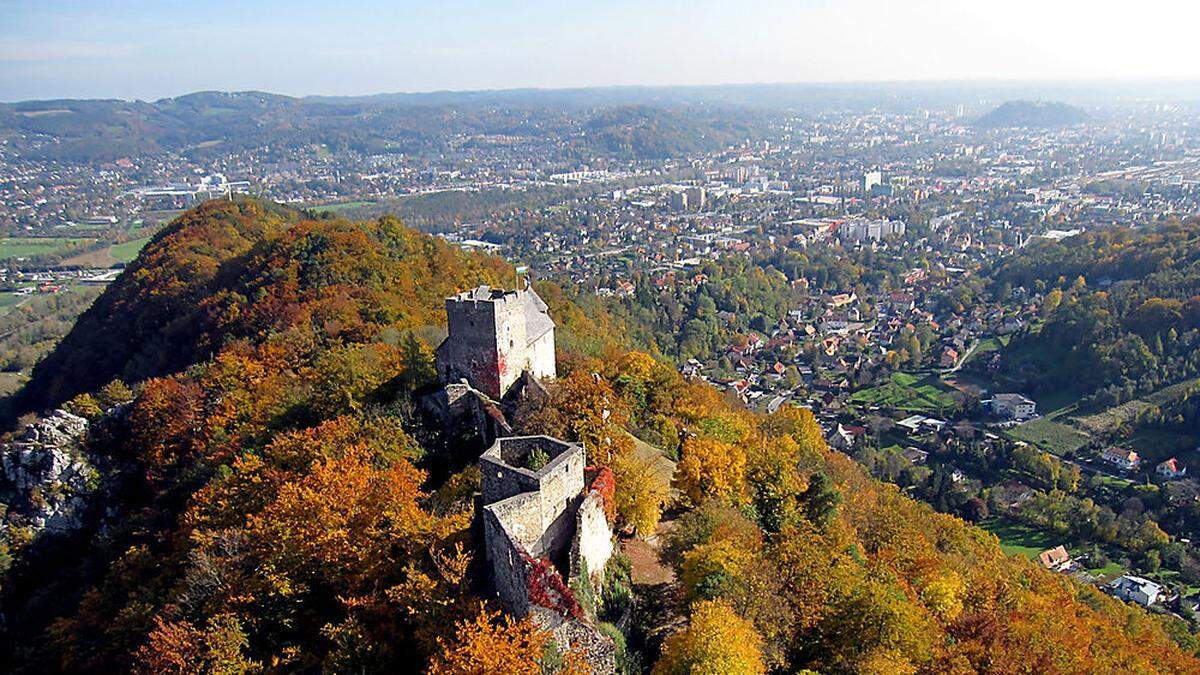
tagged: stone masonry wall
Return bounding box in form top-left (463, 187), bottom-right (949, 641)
top-left (439, 296), bottom-right (502, 399)
top-left (491, 290), bottom-right (528, 401)
top-left (572, 490), bottom-right (614, 587)
top-left (481, 497), bottom-right (536, 616)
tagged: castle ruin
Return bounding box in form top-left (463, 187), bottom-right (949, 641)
top-left (436, 285), bottom-right (556, 401)
top-left (479, 435), bottom-right (616, 672)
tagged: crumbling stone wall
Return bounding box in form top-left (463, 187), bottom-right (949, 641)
top-left (480, 436), bottom-right (584, 558)
top-left (478, 435), bottom-right (616, 674)
top-left (535, 607), bottom-right (618, 674)
top-left (480, 497), bottom-right (536, 616)
top-left (571, 490), bottom-right (614, 588)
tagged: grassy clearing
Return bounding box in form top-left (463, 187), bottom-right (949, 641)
top-left (1033, 389), bottom-right (1080, 418)
top-left (848, 372), bottom-right (958, 415)
top-left (1085, 559), bottom-right (1125, 581)
top-left (1004, 417), bottom-right (1090, 456)
top-left (1125, 429), bottom-right (1197, 462)
top-left (108, 236), bottom-right (153, 263)
top-left (1090, 473), bottom-right (1134, 491)
top-left (978, 517), bottom-right (1061, 559)
top-left (0, 237), bottom-right (95, 259)
top-left (0, 371), bottom-right (26, 397)
top-left (967, 335), bottom-right (1011, 364)
top-left (0, 293), bottom-right (28, 312)
top-left (60, 235), bottom-right (154, 267)
top-left (310, 200), bottom-right (378, 213)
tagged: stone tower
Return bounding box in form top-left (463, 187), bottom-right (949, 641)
top-left (436, 285), bottom-right (556, 400)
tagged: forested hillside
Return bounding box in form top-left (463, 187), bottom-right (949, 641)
top-left (0, 200), bottom-right (1196, 673)
top-left (989, 218), bottom-right (1200, 408)
top-left (0, 93), bottom-right (759, 162)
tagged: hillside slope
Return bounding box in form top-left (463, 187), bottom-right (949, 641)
top-left (0, 201), bottom-right (1195, 673)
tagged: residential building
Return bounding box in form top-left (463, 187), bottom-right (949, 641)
top-left (1157, 457), bottom-right (1187, 480)
top-left (1100, 446), bottom-right (1141, 472)
top-left (992, 393), bottom-right (1036, 420)
top-left (1109, 575), bottom-right (1163, 607)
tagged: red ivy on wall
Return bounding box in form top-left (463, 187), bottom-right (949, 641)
top-left (585, 466), bottom-right (616, 522)
top-left (525, 555), bottom-right (585, 621)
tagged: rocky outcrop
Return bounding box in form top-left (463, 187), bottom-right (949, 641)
top-left (0, 410), bottom-right (95, 536)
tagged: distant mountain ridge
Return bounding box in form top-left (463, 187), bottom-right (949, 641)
top-left (0, 91), bottom-right (760, 162)
top-left (975, 100), bottom-right (1089, 128)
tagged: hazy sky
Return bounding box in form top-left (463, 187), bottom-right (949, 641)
top-left (1, 0), bottom-right (1198, 101)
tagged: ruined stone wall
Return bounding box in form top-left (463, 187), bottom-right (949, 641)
top-left (571, 490), bottom-right (614, 587)
top-left (481, 437), bottom-right (584, 559)
top-left (481, 501), bottom-right (535, 616)
top-left (478, 435), bottom-right (616, 675)
top-left (535, 447), bottom-right (584, 557)
top-left (480, 453), bottom-right (541, 507)
top-left (534, 608), bottom-right (618, 675)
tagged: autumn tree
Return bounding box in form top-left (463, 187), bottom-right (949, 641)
top-left (134, 613), bottom-right (258, 675)
top-left (430, 607), bottom-right (585, 675)
top-left (653, 599), bottom-right (765, 675)
top-left (674, 436), bottom-right (747, 505)
top-left (612, 450), bottom-right (670, 537)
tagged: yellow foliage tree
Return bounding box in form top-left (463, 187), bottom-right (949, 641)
top-left (674, 436), bottom-right (747, 505)
top-left (920, 571), bottom-right (965, 622)
top-left (681, 539), bottom-right (754, 602)
top-left (612, 450), bottom-right (670, 537)
top-left (653, 599), bottom-right (765, 675)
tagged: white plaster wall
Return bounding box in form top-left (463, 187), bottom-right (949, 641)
top-left (528, 329), bottom-right (557, 381)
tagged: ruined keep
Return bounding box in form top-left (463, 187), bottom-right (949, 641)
top-left (436, 285), bottom-right (556, 401)
top-left (479, 436), bottom-right (616, 672)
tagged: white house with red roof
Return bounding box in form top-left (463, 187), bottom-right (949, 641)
top-left (1156, 457), bottom-right (1187, 480)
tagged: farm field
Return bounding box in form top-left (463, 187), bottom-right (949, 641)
top-left (60, 235), bottom-right (154, 267)
top-left (0, 292), bottom-right (29, 315)
top-left (108, 236), bottom-right (153, 263)
top-left (311, 200), bottom-right (378, 213)
top-left (1004, 417), bottom-right (1090, 456)
top-left (0, 237), bottom-right (95, 259)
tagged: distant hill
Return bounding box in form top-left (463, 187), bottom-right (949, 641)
top-left (583, 105), bottom-right (758, 159)
top-left (0, 91), bottom-right (762, 162)
top-left (974, 100), bottom-right (1088, 129)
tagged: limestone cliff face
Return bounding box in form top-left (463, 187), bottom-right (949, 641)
top-left (0, 410), bottom-right (96, 538)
